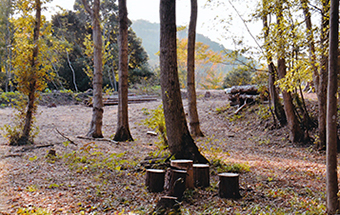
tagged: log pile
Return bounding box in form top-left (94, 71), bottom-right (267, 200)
top-left (84, 94), bottom-right (158, 106)
top-left (103, 95), bottom-right (158, 106)
top-left (225, 85), bottom-right (267, 106)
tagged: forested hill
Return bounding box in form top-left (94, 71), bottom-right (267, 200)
top-left (131, 19), bottom-right (229, 66)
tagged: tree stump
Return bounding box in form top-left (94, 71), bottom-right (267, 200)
top-left (145, 169), bottom-right (166, 192)
top-left (165, 169), bottom-right (187, 201)
top-left (193, 164), bottom-right (210, 188)
top-left (170, 159), bottom-right (194, 189)
top-left (218, 173), bottom-right (241, 199)
top-left (155, 195), bottom-right (178, 211)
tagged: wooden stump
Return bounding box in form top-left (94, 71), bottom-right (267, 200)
top-left (145, 169), bottom-right (166, 192)
top-left (193, 164), bottom-right (210, 188)
top-left (166, 169), bottom-right (187, 201)
top-left (170, 159), bottom-right (194, 189)
top-left (218, 173), bottom-right (241, 199)
top-left (155, 196), bottom-right (178, 210)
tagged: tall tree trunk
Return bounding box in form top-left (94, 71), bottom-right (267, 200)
top-left (187, 0), bottom-right (204, 137)
top-left (83, 0), bottom-right (104, 138)
top-left (300, 0), bottom-right (319, 92)
top-left (276, 0), bottom-right (304, 143)
top-left (160, 0), bottom-right (208, 163)
top-left (317, 0), bottom-right (330, 150)
top-left (261, 5), bottom-right (286, 127)
top-left (268, 63), bottom-right (286, 126)
top-left (114, 0), bottom-right (133, 141)
top-left (326, 0), bottom-right (339, 213)
top-left (15, 0), bottom-right (41, 145)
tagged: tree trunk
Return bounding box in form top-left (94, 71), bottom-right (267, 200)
top-left (15, 0), bottom-right (41, 145)
top-left (160, 0), bottom-right (208, 163)
top-left (85, 0), bottom-right (104, 138)
top-left (317, 0), bottom-right (330, 150)
top-left (261, 3), bottom-right (286, 127)
top-left (276, 0), bottom-right (304, 143)
top-left (300, 0), bottom-right (319, 93)
top-left (114, 0), bottom-right (133, 141)
top-left (187, 0), bottom-right (203, 137)
top-left (326, 0), bottom-right (339, 213)
top-left (268, 63), bottom-right (286, 126)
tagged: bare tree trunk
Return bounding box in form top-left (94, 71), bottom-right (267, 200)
top-left (82, 0), bottom-right (104, 138)
top-left (276, 0), bottom-right (304, 143)
top-left (300, 0), bottom-right (319, 93)
top-left (326, 0), bottom-right (339, 213)
top-left (160, 0), bottom-right (208, 163)
top-left (187, 0), bottom-right (204, 137)
top-left (66, 50), bottom-right (78, 92)
top-left (16, 0), bottom-right (41, 145)
top-left (268, 63), bottom-right (286, 126)
top-left (317, 0), bottom-right (330, 150)
top-left (114, 0), bottom-right (133, 141)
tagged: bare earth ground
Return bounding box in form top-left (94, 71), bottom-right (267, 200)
top-left (0, 91), bottom-right (328, 214)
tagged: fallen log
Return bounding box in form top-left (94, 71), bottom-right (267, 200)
top-left (225, 85), bottom-right (259, 95)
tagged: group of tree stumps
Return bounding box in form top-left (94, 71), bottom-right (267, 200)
top-left (145, 159), bottom-right (240, 213)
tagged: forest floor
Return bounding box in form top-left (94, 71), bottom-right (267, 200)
top-left (0, 90), bottom-right (328, 214)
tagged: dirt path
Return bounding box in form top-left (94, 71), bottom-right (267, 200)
top-left (0, 92), bottom-right (328, 214)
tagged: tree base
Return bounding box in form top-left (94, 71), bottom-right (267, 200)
top-left (10, 136), bottom-right (33, 146)
top-left (114, 126), bottom-right (133, 142)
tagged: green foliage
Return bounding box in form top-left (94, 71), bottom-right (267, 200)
top-left (215, 104), bottom-right (230, 114)
top-left (223, 66), bottom-right (254, 88)
top-left (142, 104), bottom-right (167, 148)
top-left (1, 93), bottom-right (39, 144)
top-left (210, 158), bottom-right (250, 174)
top-left (17, 207), bottom-right (51, 215)
top-left (256, 105), bottom-right (271, 120)
top-left (63, 142), bottom-right (139, 173)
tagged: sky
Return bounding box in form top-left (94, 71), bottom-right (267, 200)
top-left (45, 0), bottom-right (262, 50)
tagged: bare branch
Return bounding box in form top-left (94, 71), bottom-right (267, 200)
top-left (81, 0), bottom-right (93, 17)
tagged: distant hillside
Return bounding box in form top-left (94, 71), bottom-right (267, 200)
top-left (131, 19), bottom-right (246, 80)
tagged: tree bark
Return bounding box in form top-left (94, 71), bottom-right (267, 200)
top-left (114, 0), bottom-right (133, 141)
top-left (326, 0), bottom-right (339, 213)
top-left (276, 0), bottom-right (304, 143)
top-left (218, 173), bottom-right (241, 199)
top-left (317, 0), bottom-right (330, 150)
top-left (82, 0), bottom-right (104, 138)
top-left (187, 0), bottom-right (204, 137)
top-left (159, 0), bottom-right (208, 163)
top-left (145, 169), bottom-right (166, 192)
top-left (300, 0), bottom-right (319, 93)
top-left (261, 2), bottom-right (286, 127)
top-left (193, 163), bottom-right (210, 188)
top-left (15, 0), bottom-right (41, 145)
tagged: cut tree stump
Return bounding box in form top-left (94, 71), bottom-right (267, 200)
top-left (170, 159), bottom-right (194, 189)
top-left (165, 169), bottom-right (187, 201)
top-left (145, 169), bottom-right (166, 192)
top-left (155, 196), bottom-right (178, 211)
top-left (218, 173), bottom-right (241, 199)
top-left (193, 164), bottom-right (210, 188)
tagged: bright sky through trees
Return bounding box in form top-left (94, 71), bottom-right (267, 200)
top-left (45, 0), bottom-right (261, 50)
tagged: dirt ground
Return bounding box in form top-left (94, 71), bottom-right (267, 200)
top-left (0, 91), bottom-right (328, 214)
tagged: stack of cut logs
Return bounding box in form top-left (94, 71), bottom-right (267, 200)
top-left (145, 159), bottom-right (240, 212)
top-left (85, 94), bottom-right (158, 107)
top-left (225, 85), bottom-right (265, 106)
